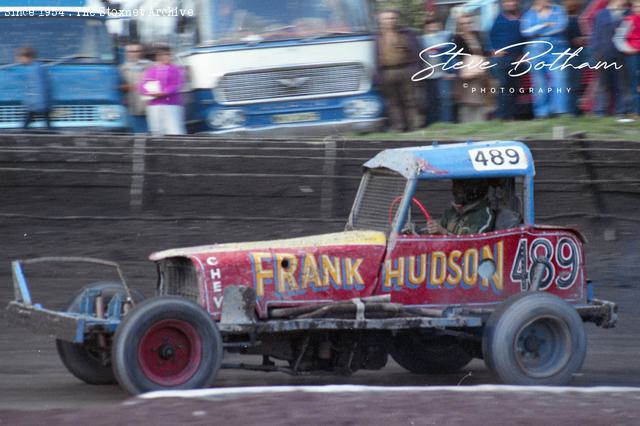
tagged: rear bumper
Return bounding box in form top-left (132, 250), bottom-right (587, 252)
top-left (7, 257), bottom-right (133, 343)
top-left (5, 301), bottom-right (120, 343)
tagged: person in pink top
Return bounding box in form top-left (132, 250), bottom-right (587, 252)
top-left (139, 44), bottom-right (186, 135)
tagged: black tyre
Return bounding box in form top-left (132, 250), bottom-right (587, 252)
top-left (482, 292), bottom-right (587, 385)
top-left (112, 296), bottom-right (223, 395)
top-left (390, 333), bottom-right (473, 374)
top-left (56, 282), bottom-right (144, 385)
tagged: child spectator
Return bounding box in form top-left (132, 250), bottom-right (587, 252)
top-left (15, 47), bottom-right (52, 130)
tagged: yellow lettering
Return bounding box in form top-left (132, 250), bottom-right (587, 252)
top-left (481, 242), bottom-right (504, 292)
top-left (344, 258), bottom-right (364, 288)
top-left (276, 253), bottom-right (298, 293)
top-left (446, 250), bottom-right (463, 287)
top-left (301, 253), bottom-right (321, 289)
top-left (252, 252), bottom-right (273, 297)
top-left (384, 257), bottom-right (405, 289)
top-left (407, 254), bottom-right (426, 287)
top-left (463, 248), bottom-right (478, 287)
top-left (430, 252), bottom-right (447, 287)
top-left (321, 255), bottom-right (341, 288)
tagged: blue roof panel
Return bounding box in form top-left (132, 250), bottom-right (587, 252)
top-left (363, 141), bottom-right (535, 180)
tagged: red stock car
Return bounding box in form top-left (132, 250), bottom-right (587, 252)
top-left (7, 141), bottom-right (617, 395)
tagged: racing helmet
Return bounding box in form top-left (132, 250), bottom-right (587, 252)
top-left (451, 179), bottom-right (489, 205)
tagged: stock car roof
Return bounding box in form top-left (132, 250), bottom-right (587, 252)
top-left (363, 141), bottom-right (535, 180)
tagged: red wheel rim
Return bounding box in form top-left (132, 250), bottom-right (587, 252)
top-left (138, 319), bottom-right (203, 386)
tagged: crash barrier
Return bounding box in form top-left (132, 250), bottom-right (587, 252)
top-left (0, 133), bottom-right (638, 225)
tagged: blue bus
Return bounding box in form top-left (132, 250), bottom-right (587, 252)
top-left (0, 0), bottom-right (128, 131)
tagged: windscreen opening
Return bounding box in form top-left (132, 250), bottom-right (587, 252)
top-left (0, 17), bottom-right (115, 64)
top-left (348, 170), bottom-right (408, 234)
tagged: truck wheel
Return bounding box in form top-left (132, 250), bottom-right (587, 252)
top-left (112, 296), bottom-right (223, 395)
top-left (390, 333), bottom-right (472, 374)
top-left (482, 292), bottom-right (586, 385)
top-left (56, 282), bottom-right (144, 385)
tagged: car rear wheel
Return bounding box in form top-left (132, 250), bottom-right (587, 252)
top-left (482, 292), bottom-right (587, 385)
top-left (112, 296), bottom-right (223, 395)
top-left (56, 282), bottom-right (144, 385)
top-left (390, 333), bottom-right (473, 374)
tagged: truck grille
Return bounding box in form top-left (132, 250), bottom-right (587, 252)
top-left (0, 106), bottom-right (26, 123)
top-left (218, 63), bottom-right (366, 104)
top-left (157, 258), bottom-right (200, 302)
top-left (0, 105), bottom-right (100, 123)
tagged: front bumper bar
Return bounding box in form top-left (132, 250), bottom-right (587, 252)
top-left (199, 118), bottom-right (385, 137)
top-left (576, 298), bottom-right (618, 328)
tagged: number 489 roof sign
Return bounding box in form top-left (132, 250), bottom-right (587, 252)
top-left (363, 141), bottom-right (534, 180)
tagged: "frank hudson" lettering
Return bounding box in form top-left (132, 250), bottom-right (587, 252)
top-left (382, 241), bottom-right (504, 294)
top-left (251, 252), bottom-right (365, 297)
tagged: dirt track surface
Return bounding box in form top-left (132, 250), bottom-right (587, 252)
top-left (0, 136), bottom-right (639, 423)
top-left (2, 387), bottom-right (640, 425)
top-left (1, 217), bottom-right (638, 423)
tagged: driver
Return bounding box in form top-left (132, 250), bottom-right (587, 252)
top-left (426, 179), bottom-right (495, 235)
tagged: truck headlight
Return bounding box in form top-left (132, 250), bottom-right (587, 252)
top-left (208, 109), bottom-right (245, 129)
top-left (344, 98), bottom-right (381, 119)
top-left (100, 105), bottom-right (123, 121)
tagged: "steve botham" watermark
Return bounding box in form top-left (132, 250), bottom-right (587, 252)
top-left (412, 41), bottom-right (623, 81)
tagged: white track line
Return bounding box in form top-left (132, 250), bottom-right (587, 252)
top-left (139, 384), bottom-right (640, 400)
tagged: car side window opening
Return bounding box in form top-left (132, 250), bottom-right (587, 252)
top-left (348, 172), bottom-right (525, 236)
top-left (489, 177), bottom-right (524, 230)
top-left (400, 178), bottom-right (524, 236)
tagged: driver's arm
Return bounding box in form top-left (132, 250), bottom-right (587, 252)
top-left (425, 210), bottom-right (452, 235)
top-left (426, 219), bottom-right (447, 235)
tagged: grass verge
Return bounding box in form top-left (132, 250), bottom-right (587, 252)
top-left (352, 116), bottom-right (639, 141)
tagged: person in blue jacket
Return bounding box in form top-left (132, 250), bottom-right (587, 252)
top-left (16, 47), bottom-right (52, 130)
top-left (521, 0), bottom-right (570, 118)
top-left (490, 0), bottom-right (526, 120)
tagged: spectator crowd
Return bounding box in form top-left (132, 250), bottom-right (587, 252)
top-left (375, 0), bottom-right (640, 131)
top-left (14, 42), bottom-right (187, 136)
top-left (11, 0), bottom-right (640, 135)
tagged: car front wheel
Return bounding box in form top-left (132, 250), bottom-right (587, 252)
top-left (111, 296), bottom-right (223, 395)
top-left (482, 292), bottom-right (587, 385)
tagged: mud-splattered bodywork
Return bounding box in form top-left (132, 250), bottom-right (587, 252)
top-left (150, 141), bottom-right (589, 321)
top-left (151, 226), bottom-right (587, 320)
top-left (151, 231), bottom-right (387, 319)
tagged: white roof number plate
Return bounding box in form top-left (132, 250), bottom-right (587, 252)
top-left (469, 146), bottom-right (528, 171)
